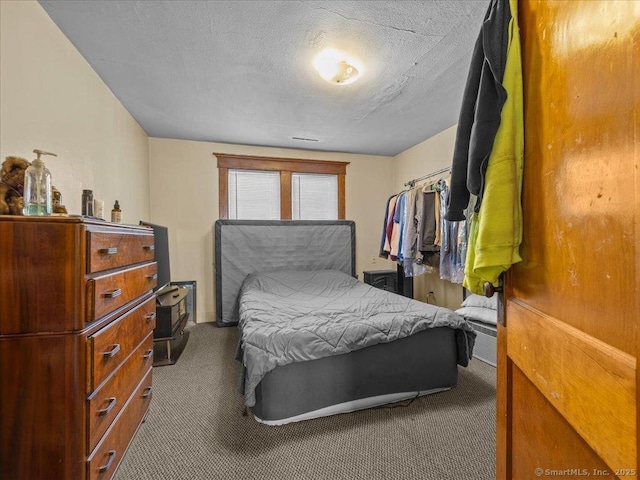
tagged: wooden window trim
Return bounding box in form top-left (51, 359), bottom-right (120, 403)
top-left (215, 153), bottom-right (349, 220)
top-left (218, 167), bottom-right (228, 219)
top-left (280, 171), bottom-right (292, 220)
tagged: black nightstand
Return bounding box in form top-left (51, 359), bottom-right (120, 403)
top-left (363, 270), bottom-right (398, 293)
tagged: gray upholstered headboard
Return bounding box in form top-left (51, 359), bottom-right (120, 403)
top-left (214, 220), bottom-right (356, 327)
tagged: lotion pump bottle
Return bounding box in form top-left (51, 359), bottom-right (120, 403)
top-left (23, 149), bottom-right (56, 216)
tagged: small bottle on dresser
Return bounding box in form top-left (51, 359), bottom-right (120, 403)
top-left (111, 200), bottom-right (121, 223)
top-left (81, 189), bottom-right (94, 216)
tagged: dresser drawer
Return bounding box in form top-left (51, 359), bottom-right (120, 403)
top-left (87, 333), bottom-right (154, 451)
top-left (87, 231), bottom-right (155, 273)
top-left (89, 263), bottom-right (157, 321)
top-left (87, 369), bottom-right (152, 480)
top-left (88, 296), bottom-right (156, 391)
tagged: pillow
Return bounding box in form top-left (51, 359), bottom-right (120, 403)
top-left (461, 293), bottom-right (498, 310)
top-left (455, 306), bottom-right (498, 326)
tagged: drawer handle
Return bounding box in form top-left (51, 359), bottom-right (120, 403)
top-left (98, 450), bottom-right (117, 474)
top-left (147, 273), bottom-right (158, 280)
top-left (143, 244), bottom-right (155, 251)
top-left (142, 349), bottom-right (154, 360)
top-left (142, 386), bottom-right (153, 398)
top-left (98, 397), bottom-right (117, 416)
top-left (103, 288), bottom-right (122, 299)
top-left (145, 312), bottom-right (156, 323)
top-left (98, 247), bottom-right (118, 255)
top-left (102, 344), bottom-right (121, 358)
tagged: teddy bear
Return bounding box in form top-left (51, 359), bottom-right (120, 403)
top-left (0, 183), bottom-right (10, 215)
top-left (0, 156), bottom-right (30, 215)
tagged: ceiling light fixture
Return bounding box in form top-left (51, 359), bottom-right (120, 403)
top-left (313, 49), bottom-right (362, 86)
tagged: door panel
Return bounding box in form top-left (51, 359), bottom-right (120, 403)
top-left (507, 300), bottom-right (635, 471)
top-left (511, 365), bottom-right (614, 479)
top-left (514, 0), bottom-right (638, 355)
top-left (499, 1), bottom-right (639, 478)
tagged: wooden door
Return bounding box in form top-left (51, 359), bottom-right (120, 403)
top-left (498, 1), bottom-right (639, 479)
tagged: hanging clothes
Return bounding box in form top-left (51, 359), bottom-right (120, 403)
top-left (379, 194), bottom-right (396, 259)
top-left (381, 174), bottom-right (464, 281)
top-left (401, 180), bottom-right (448, 276)
top-left (401, 187), bottom-right (430, 277)
top-left (434, 191), bottom-right (442, 247)
top-left (389, 191), bottom-right (406, 261)
top-left (464, 0), bottom-right (523, 294)
top-left (418, 190), bottom-right (438, 252)
top-left (412, 187), bottom-right (429, 273)
top-left (445, 0), bottom-right (512, 221)
top-left (418, 189), bottom-right (440, 269)
top-left (439, 180), bottom-right (466, 284)
top-left (401, 188), bottom-right (418, 261)
top-left (381, 195), bottom-right (397, 258)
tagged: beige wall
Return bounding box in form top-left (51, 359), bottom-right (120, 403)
top-left (1, 0), bottom-right (463, 320)
top-left (0, 1), bottom-right (150, 223)
top-left (393, 125), bottom-right (464, 311)
top-left (149, 138), bottom-right (396, 323)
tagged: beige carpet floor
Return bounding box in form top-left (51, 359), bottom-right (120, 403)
top-left (114, 323), bottom-right (496, 480)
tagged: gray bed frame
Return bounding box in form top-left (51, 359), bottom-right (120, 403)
top-left (214, 220), bottom-right (459, 423)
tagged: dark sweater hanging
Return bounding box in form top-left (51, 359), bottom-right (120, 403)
top-left (444, 0), bottom-right (512, 221)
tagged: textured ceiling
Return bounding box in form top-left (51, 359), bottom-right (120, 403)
top-left (39, 1), bottom-right (487, 156)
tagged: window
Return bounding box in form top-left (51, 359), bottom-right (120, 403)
top-left (228, 169), bottom-right (280, 220)
top-left (216, 153), bottom-right (348, 220)
top-left (292, 173), bottom-right (338, 220)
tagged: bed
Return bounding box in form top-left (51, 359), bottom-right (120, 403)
top-left (215, 220), bottom-right (476, 425)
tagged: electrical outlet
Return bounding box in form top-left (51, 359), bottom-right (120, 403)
top-left (371, 256), bottom-right (377, 265)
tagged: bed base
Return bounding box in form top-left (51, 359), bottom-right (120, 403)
top-left (251, 327), bottom-right (459, 424)
top-left (254, 387), bottom-right (451, 426)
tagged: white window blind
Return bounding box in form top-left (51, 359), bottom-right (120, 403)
top-left (228, 169), bottom-right (280, 219)
top-left (292, 173), bottom-right (338, 220)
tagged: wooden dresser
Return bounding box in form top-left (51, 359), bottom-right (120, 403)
top-left (0, 216), bottom-right (157, 480)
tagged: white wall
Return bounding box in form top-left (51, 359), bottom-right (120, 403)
top-left (0, 1), bottom-right (150, 223)
top-left (393, 125), bottom-right (464, 311)
top-left (149, 137), bottom-right (396, 323)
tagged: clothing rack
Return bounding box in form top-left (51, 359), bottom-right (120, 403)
top-left (404, 166), bottom-right (451, 188)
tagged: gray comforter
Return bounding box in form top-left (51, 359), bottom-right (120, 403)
top-left (236, 270), bottom-right (476, 407)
